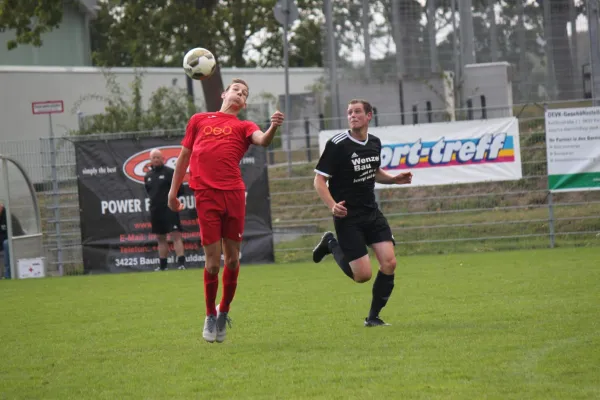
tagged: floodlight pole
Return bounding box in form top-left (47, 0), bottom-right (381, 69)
top-left (49, 114), bottom-right (63, 275)
top-left (1, 158), bottom-right (16, 278)
top-left (588, 0), bottom-right (600, 106)
top-left (283, 0), bottom-right (293, 177)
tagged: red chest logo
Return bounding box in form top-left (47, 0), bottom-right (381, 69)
top-left (203, 125), bottom-right (233, 136)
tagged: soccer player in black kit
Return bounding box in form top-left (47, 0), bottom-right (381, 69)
top-left (144, 149), bottom-right (186, 271)
top-left (312, 99), bottom-right (413, 327)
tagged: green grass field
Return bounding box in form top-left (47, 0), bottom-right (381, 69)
top-left (1, 247), bottom-right (599, 399)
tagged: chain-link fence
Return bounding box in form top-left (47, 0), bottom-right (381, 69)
top-left (269, 100), bottom-right (600, 262)
top-left (0, 138), bottom-right (82, 275)
top-left (1, 99), bottom-right (599, 273)
top-left (321, 0), bottom-right (600, 130)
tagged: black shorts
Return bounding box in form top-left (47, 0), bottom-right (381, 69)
top-left (150, 207), bottom-right (182, 235)
top-left (333, 208), bottom-right (394, 262)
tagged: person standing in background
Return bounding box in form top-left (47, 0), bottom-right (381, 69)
top-left (0, 202), bottom-right (25, 279)
top-left (144, 149), bottom-right (186, 271)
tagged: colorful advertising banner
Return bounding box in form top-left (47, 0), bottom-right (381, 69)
top-left (319, 117), bottom-right (522, 188)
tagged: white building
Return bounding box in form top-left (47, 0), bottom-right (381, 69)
top-left (0, 1), bottom-right (98, 67)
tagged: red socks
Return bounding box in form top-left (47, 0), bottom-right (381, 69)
top-left (203, 268), bottom-right (219, 316)
top-left (204, 265), bottom-right (240, 315)
top-left (219, 265), bottom-right (239, 313)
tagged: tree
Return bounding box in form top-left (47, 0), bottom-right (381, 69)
top-left (0, 0), bottom-right (65, 50)
top-left (89, 0), bottom-right (331, 69)
top-left (70, 70), bottom-right (197, 135)
top-left (90, 0), bottom-right (272, 68)
top-left (90, 0), bottom-right (212, 67)
top-left (382, 0), bottom-right (427, 77)
top-left (191, 0), bottom-right (223, 113)
top-left (248, 0), bottom-right (324, 68)
top-left (241, 0), bottom-right (389, 69)
top-left (536, 0), bottom-right (577, 100)
top-left (90, 0), bottom-right (227, 111)
top-left (432, 0), bottom-right (584, 102)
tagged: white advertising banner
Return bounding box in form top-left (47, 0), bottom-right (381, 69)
top-left (544, 106), bottom-right (600, 192)
top-left (319, 117), bottom-right (522, 188)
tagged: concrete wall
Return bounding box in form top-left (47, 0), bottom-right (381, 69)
top-left (0, 63), bottom-right (515, 144)
top-left (462, 62), bottom-right (514, 119)
top-left (0, 63), bottom-right (516, 183)
top-left (402, 72), bottom-right (455, 123)
top-left (336, 71), bottom-right (455, 127)
top-left (278, 93), bottom-right (322, 151)
top-left (0, 66), bottom-right (325, 143)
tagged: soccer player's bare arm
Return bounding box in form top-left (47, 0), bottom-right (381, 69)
top-left (250, 110), bottom-right (285, 147)
top-left (375, 168), bottom-right (413, 185)
top-left (314, 174), bottom-right (335, 210)
top-left (168, 146), bottom-right (191, 212)
top-left (314, 174), bottom-right (347, 217)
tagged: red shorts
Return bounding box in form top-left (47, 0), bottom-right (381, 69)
top-left (194, 189), bottom-right (246, 245)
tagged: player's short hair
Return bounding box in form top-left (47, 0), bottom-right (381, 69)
top-left (225, 78), bottom-right (249, 96)
top-left (348, 99), bottom-right (373, 115)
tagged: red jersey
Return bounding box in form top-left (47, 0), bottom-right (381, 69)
top-left (182, 112), bottom-right (260, 190)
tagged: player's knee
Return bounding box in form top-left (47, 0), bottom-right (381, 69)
top-left (205, 264), bottom-right (220, 275)
top-left (224, 255), bottom-right (239, 270)
top-left (204, 251), bottom-right (221, 275)
top-left (354, 275), bottom-right (371, 283)
top-left (353, 270), bottom-right (372, 283)
top-left (349, 257), bottom-right (372, 283)
top-left (157, 234), bottom-right (167, 243)
top-left (380, 256), bottom-right (397, 274)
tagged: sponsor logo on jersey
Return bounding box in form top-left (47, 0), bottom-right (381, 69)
top-left (203, 125), bottom-right (233, 136)
top-left (351, 155), bottom-right (380, 172)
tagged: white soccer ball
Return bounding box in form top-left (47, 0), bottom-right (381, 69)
top-left (183, 47), bottom-right (217, 81)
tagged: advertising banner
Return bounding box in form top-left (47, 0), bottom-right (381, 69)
top-left (545, 107), bottom-right (600, 192)
top-left (74, 138), bottom-right (273, 273)
top-left (319, 117), bottom-right (522, 188)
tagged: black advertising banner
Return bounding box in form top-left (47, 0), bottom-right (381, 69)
top-left (74, 137), bottom-right (274, 273)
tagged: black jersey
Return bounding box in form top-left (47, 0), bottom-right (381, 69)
top-left (144, 165), bottom-right (180, 210)
top-left (315, 131), bottom-right (381, 217)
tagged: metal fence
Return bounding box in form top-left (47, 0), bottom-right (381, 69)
top-left (269, 99), bottom-right (600, 262)
top-left (321, 0), bottom-right (600, 126)
top-left (0, 137), bottom-right (82, 275)
top-left (1, 99), bottom-right (599, 274)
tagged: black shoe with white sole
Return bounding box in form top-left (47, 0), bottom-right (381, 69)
top-left (312, 231), bottom-right (335, 263)
top-left (364, 316), bottom-right (391, 327)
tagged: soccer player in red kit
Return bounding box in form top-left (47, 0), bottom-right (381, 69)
top-left (168, 78), bottom-right (284, 343)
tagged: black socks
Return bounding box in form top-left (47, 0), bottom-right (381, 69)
top-left (327, 237), bottom-right (396, 320)
top-left (159, 258), bottom-right (168, 270)
top-left (369, 271), bottom-right (395, 319)
top-left (328, 239), bottom-right (354, 279)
